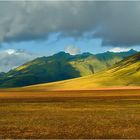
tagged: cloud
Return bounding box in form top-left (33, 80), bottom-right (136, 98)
top-left (64, 45), bottom-right (80, 55)
top-left (5, 49), bottom-right (16, 55)
top-left (109, 47), bottom-right (130, 53)
top-left (0, 1), bottom-right (140, 46)
top-left (0, 49), bottom-right (34, 72)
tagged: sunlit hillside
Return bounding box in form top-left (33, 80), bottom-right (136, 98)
top-left (0, 50), bottom-right (136, 88)
top-left (25, 52), bottom-right (140, 90)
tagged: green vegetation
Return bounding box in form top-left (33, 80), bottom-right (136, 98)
top-left (0, 49), bottom-right (137, 88)
top-left (29, 51), bottom-right (140, 90)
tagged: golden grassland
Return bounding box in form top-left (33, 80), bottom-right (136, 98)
top-left (1, 88), bottom-right (140, 139)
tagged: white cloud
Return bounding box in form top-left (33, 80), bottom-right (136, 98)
top-left (109, 47), bottom-right (130, 53)
top-left (64, 45), bottom-right (80, 55)
top-left (5, 49), bottom-right (16, 55)
top-left (0, 49), bottom-right (34, 72)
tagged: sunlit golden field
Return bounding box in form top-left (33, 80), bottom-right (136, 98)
top-left (1, 89), bottom-right (140, 139)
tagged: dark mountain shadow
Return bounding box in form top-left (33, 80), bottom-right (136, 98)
top-left (0, 61), bottom-right (81, 88)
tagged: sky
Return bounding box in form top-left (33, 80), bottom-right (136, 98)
top-left (0, 1), bottom-right (140, 72)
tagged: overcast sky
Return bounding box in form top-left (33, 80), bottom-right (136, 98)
top-left (0, 1), bottom-right (140, 72)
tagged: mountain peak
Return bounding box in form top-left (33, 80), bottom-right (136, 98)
top-left (53, 51), bottom-right (71, 56)
top-left (128, 49), bottom-right (137, 53)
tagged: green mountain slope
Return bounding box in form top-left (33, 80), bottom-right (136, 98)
top-left (32, 51), bottom-right (140, 90)
top-left (0, 49), bottom-right (137, 88)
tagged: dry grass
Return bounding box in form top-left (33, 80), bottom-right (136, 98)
top-left (0, 89), bottom-right (140, 139)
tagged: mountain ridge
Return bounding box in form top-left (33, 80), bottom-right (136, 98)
top-left (31, 51), bottom-right (140, 91)
top-left (0, 49), bottom-right (137, 88)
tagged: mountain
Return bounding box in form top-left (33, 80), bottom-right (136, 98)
top-left (0, 72), bottom-right (5, 77)
top-left (0, 49), bottom-right (137, 88)
top-left (31, 51), bottom-right (140, 90)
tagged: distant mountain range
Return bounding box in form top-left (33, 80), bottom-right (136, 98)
top-left (0, 49), bottom-right (137, 88)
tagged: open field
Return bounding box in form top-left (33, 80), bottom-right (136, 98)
top-left (0, 88), bottom-right (140, 139)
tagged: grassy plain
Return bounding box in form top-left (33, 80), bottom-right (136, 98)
top-left (0, 88), bottom-right (140, 139)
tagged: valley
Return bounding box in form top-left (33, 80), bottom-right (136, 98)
top-left (0, 50), bottom-right (140, 139)
top-left (1, 1), bottom-right (140, 139)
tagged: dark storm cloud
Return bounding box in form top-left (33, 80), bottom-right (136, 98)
top-left (0, 1), bottom-right (140, 46)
